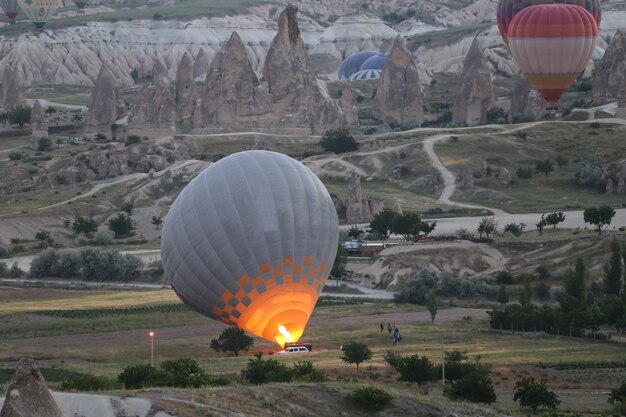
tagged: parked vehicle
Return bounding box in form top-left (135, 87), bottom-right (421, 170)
top-left (276, 346), bottom-right (310, 354)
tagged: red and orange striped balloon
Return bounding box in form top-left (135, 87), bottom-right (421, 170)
top-left (508, 4), bottom-right (598, 104)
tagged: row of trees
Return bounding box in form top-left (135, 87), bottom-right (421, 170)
top-left (367, 209), bottom-right (437, 241)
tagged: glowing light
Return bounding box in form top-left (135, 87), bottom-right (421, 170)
top-left (278, 325), bottom-right (293, 343)
top-left (149, 331), bottom-right (154, 337)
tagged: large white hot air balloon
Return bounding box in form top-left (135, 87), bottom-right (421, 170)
top-left (17, 0), bottom-right (60, 30)
top-left (161, 150), bottom-right (339, 347)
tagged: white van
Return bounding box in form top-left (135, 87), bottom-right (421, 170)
top-left (276, 346), bottom-right (310, 354)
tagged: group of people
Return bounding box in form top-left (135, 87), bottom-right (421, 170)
top-left (380, 322), bottom-right (402, 344)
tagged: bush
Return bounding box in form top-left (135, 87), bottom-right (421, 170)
top-left (125, 135), bottom-right (142, 146)
top-left (397, 355), bottom-right (437, 384)
top-left (61, 374), bottom-right (120, 391)
top-left (291, 361), bottom-right (328, 382)
top-left (340, 341), bottom-right (372, 371)
top-left (8, 151), bottom-right (23, 161)
top-left (117, 364), bottom-right (165, 389)
top-left (160, 358), bottom-right (211, 388)
top-left (516, 166), bottom-right (533, 179)
top-left (0, 262), bottom-right (8, 277)
top-left (37, 137), bottom-right (53, 152)
top-left (79, 249), bottom-right (142, 281)
top-left (346, 386), bottom-right (393, 411)
top-left (108, 213), bottom-right (135, 237)
top-left (514, 377), bottom-right (560, 412)
top-left (92, 232), bottom-right (112, 246)
top-left (8, 262), bottom-right (24, 278)
top-left (444, 361), bottom-right (496, 404)
top-left (0, 245), bottom-right (8, 257)
top-left (72, 216), bottom-right (98, 236)
top-left (319, 128), bottom-right (358, 154)
top-left (30, 249), bottom-right (81, 278)
top-left (496, 270), bottom-right (513, 285)
top-left (383, 350), bottom-right (403, 370)
top-left (242, 353), bottom-right (292, 384)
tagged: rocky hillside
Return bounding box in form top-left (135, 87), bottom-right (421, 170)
top-left (1, 0), bottom-right (624, 89)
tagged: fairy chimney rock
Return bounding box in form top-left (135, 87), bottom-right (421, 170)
top-left (175, 51), bottom-right (198, 122)
top-left (193, 48), bottom-right (210, 79)
top-left (0, 356), bottom-right (66, 417)
top-left (593, 30), bottom-right (626, 101)
top-left (372, 36), bottom-right (424, 128)
top-left (201, 31), bottom-right (262, 125)
top-left (261, 5), bottom-right (342, 129)
top-left (510, 75), bottom-right (546, 122)
top-left (130, 58), bottom-right (176, 128)
top-left (86, 65), bottom-right (128, 129)
top-left (341, 83), bottom-right (359, 126)
top-left (0, 65), bottom-right (26, 111)
top-left (452, 38), bottom-right (495, 126)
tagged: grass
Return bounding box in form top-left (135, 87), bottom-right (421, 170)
top-left (435, 122), bottom-right (626, 213)
top-left (0, 137), bottom-right (31, 151)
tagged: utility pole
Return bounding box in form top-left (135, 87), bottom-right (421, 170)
top-left (441, 336), bottom-right (445, 385)
top-left (149, 331), bottom-right (155, 366)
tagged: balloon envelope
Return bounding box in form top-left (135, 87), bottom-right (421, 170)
top-left (497, 0), bottom-right (601, 46)
top-left (338, 51), bottom-right (378, 80)
top-left (161, 151), bottom-right (339, 347)
top-left (0, 0), bottom-right (19, 23)
top-left (17, 0), bottom-right (60, 29)
top-left (508, 4), bottom-right (598, 104)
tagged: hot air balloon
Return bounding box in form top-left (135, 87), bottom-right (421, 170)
top-left (497, 0), bottom-right (601, 46)
top-left (0, 0), bottom-right (19, 24)
top-left (161, 150), bottom-right (339, 347)
top-left (338, 51), bottom-right (378, 80)
top-left (508, 4), bottom-right (598, 104)
top-left (17, 0), bottom-right (60, 30)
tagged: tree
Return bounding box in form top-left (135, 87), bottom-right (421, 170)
top-left (160, 358), bottom-right (210, 388)
top-left (535, 159), bottom-right (555, 176)
top-left (37, 137), bottom-right (52, 151)
top-left (603, 239), bottom-right (623, 296)
top-left (117, 364), bottom-right (164, 389)
top-left (397, 355), bottom-right (437, 384)
top-left (420, 221), bottom-right (437, 236)
top-left (121, 201), bottom-right (134, 215)
top-left (496, 285), bottom-right (509, 304)
top-left (555, 155), bottom-right (568, 168)
top-left (369, 209), bottom-right (396, 240)
top-left (545, 212), bottom-right (566, 229)
top-left (444, 360), bottom-right (496, 404)
top-left (8, 105), bottom-right (31, 128)
top-left (34, 231), bottom-right (53, 247)
top-left (584, 206), bottom-right (616, 235)
top-left (151, 216), bottom-right (162, 230)
top-left (427, 290), bottom-right (437, 323)
top-left (536, 214), bottom-right (547, 236)
top-left (560, 258), bottom-right (587, 312)
top-left (347, 225), bottom-right (364, 240)
top-left (72, 216), bottom-right (98, 236)
top-left (477, 217), bottom-right (498, 238)
top-left (519, 276), bottom-right (532, 307)
top-left (503, 223), bottom-right (525, 237)
top-left (319, 128), bottom-right (358, 154)
top-left (210, 327), bottom-right (254, 357)
top-left (108, 213), bottom-right (135, 237)
top-left (514, 377), bottom-right (560, 412)
top-left (392, 212), bottom-right (421, 241)
top-left (331, 242), bottom-right (347, 278)
top-left (340, 341), bottom-right (372, 370)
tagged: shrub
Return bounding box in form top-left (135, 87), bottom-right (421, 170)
top-left (160, 358), bottom-right (211, 388)
top-left (0, 245), bottom-right (8, 257)
top-left (516, 166), bottom-right (533, 179)
top-left (496, 270), bottom-right (513, 285)
top-left (383, 350), bottom-right (403, 370)
top-left (37, 137), bottom-right (53, 152)
top-left (346, 386), bottom-right (393, 411)
top-left (8, 151), bottom-right (23, 161)
top-left (92, 232), bottom-right (112, 246)
top-left (108, 213), bottom-right (135, 237)
top-left (0, 262), bottom-right (8, 277)
top-left (291, 361), bottom-right (328, 382)
top-left (125, 135), bottom-right (142, 146)
top-left (8, 262), bottom-right (24, 278)
top-left (79, 249), bottom-right (142, 281)
top-left (61, 374), bottom-right (120, 391)
top-left (397, 355), bottom-right (437, 384)
top-left (514, 377), bottom-right (560, 412)
top-left (444, 361), bottom-right (496, 404)
top-left (242, 353), bottom-right (291, 384)
top-left (117, 364), bottom-right (165, 389)
top-left (72, 216), bottom-right (98, 236)
top-left (320, 128), bottom-right (358, 154)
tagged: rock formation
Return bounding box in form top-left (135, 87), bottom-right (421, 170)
top-left (260, 5), bottom-right (341, 130)
top-left (0, 65), bottom-right (26, 111)
top-left (175, 51), bottom-right (197, 123)
top-left (129, 58), bottom-right (176, 128)
top-left (0, 355), bottom-right (65, 417)
top-left (200, 31), bottom-right (262, 125)
top-left (30, 100), bottom-right (48, 149)
top-left (593, 30), bottom-right (626, 101)
top-left (452, 38), bottom-right (495, 126)
top-left (510, 75), bottom-right (546, 122)
top-left (346, 173), bottom-right (384, 223)
top-left (603, 160), bottom-right (626, 195)
top-left (85, 65), bottom-right (128, 129)
top-left (340, 83), bottom-right (359, 127)
top-left (193, 48), bottom-right (210, 79)
top-left (372, 36), bottom-right (424, 128)
top-left (392, 201), bottom-right (403, 215)
top-left (497, 167), bottom-right (511, 184)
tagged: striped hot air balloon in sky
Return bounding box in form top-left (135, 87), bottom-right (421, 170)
top-left (508, 4), bottom-right (598, 104)
top-left (161, 151), bottom-right (339, 347)
top-left (17, 0), bottom-right (60, 30)
top-left (497, 0), bottom-right (601, 46)
top-left (0, 0), bottom-right (19, 23)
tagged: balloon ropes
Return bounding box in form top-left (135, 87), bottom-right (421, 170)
top-left (507, 4), bottom-right (598, 104)
top-left (0, 0), bottom-right (19, 24)
top-left (497, 0), bottom-right (601, 47)
top-left (161, 151), bottom-right (339, 348)
top-left (17, 0), bottom-right (60, 30)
